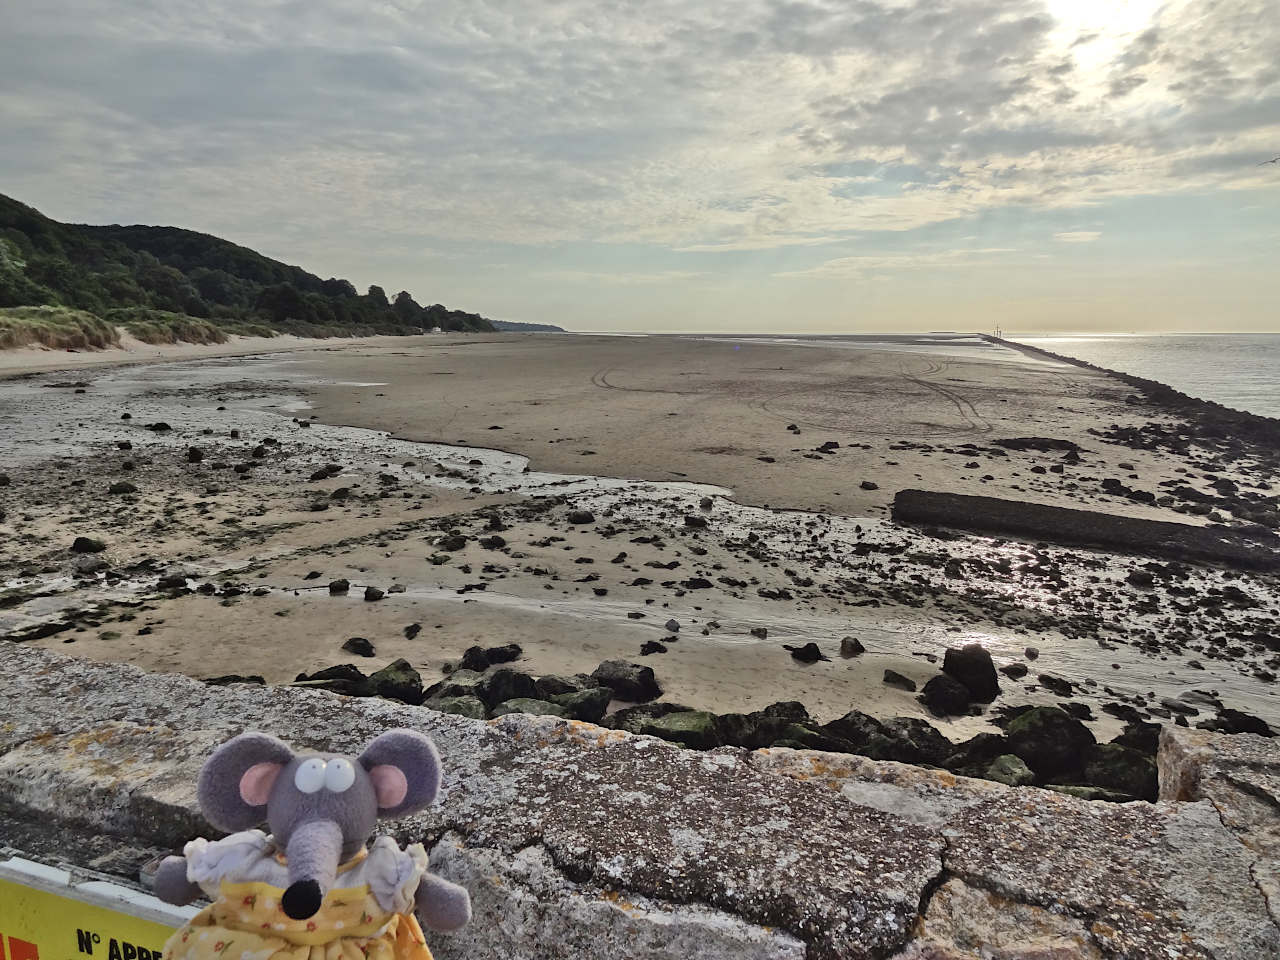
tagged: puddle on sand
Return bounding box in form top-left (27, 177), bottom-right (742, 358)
top-left (3, 352), bottom-right (1278, 725)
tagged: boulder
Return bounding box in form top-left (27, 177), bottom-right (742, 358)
top-left (1082, 743), bottom-right (1157, 800)
top-left (639, 711), bottom-right (723, 749)
top-left (942, 644), bottom-right (999, 702)
top-left (551, 687), bottom-right (613, 723)
top-left (1200, 708), bottom-right (1275, 737)
top-left (363, 585), bottom-right (385, 602)
top-left (998, 662), bottom-right (1028, 680)
top-left (534, 674), bottom-right (593, 698)
top-left (108, 481), bottom-right (138, 495)
top-left (839, 637), bottom-right (865, 657)
top-left (591, 660), bottom-right (661, 702)
top-left (1005, 706), bottom-right (1095, 779)
top-left (477, 668), bottom-right (538, 708)
top-left (491, 698), bottom-right (568, 719)
top-left (423, 669), bottom-right (487, 701)
top-left (423, 695), bottom-right (487, 719)
top-left (567, 509), bottom-right (595, 524)
top-left (70, 536), bottom-right (106, 554)
top-left (341, 637), bottom-right (376, 657)
top-left (984, 754), bottom-right (1035, 787)
top-left (460, 644), bottom-right (523, 672)
top-left (943, 733), bottom-right (1011, 774)
top-left (607, 702), bottom-right (694, 735)
top-left (881, 718), bottom-right (953, 767)
top-left (883, 669), bottom-right (917, 692)
top-left (328, 578), bottom-right (350, 594)
top-left (292, 664), bottom-right (372, 697)
top-left (920, 675), bottom-right (971, 716)
top-left (368, 658), bottom-right (424, 705)
top-left (784, 642), bottom-right (828, 663)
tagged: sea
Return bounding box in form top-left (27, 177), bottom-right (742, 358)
top-left (1014, 334), bottom-right (1280, 420)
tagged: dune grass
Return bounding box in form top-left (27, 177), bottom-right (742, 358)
top-left (0, 305), bottom-right (120, 350)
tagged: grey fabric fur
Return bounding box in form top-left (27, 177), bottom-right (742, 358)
top-left (150, 727), bottom-right (471, 932)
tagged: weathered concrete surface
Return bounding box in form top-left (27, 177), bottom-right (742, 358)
top-left (891, 878), bottom-right (1102, 960)
top-left (1159, 725), bottom-right (1280, 926)
top-left (2, 646), bottom-right (1279, 959)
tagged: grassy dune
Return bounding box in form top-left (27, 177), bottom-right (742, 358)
top-left (0, 305), bottom-right (120, 350)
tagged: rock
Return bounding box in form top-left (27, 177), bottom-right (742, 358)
top-left (422, 669), bottom-right (486, 702)
top-left (591, 660), bottom-right (661, 702)
top-left (368, 658), bottom-right (424, 705)
top-left (186, 447), bottom-right (204, 463)
top-left (665, 618), bottom-right (680, 633)
top-left (491, 698), bottom-right (568, 718)
top-left (70, 536), bottom-right (106, 554)
top-left (944, 733), bottom-right (1013, 774)
top-left (942, 643), bottom-right (1000, 702)
top-left (984, 754), bottom-right (1035, 787)
top-left (606, 702), bottom-right (695, 735)
top-left (1024, 646), bottom-right (1039, 660)
top-left (1200, 708), bottom-right (1275, 737)
top-left (639, 640), bottom-right (668, 656)
top-left (1126, 569), bottom-right (1155, 588)
top-left (292, 664), bottom-right (372, 697)
top-left (534, 674), bottom-right (591, 698)
top-left (821, 711), bottom-right (897, 757)
top-left (883, 669), bottom-right (917, 692)
top-left (551, 687), bottom-right (613, 723)
top-left (204, 674), bottom-right (265, 686)
top-left (684, 515), bottom-right (708, 529)
top-left (477, 668), bottom-right (538, 708)
top-left (341, 637), bottom-right (376, 657)
top-left (920, 675), bottom-right (971, 716)
top-left (436, 535), bottom-right (468, 552)
top-left (998, 662), bottom-right (1028, 680)
top-left (639, 711), bottom-right (723, 749)
top-left (363, 585), bottom-right (385, 602)
top-left (1005, 706), bottom-right (1095, 779)
top-left (567, 509), bottom-right (595, 524)
top-left (328, 578), bottom-right (350, 594)
top-left (73, 555), bottom-right (109, 575)
top-left (1043, 784), bottom-right (1137, 803)
top-left (460, 644), bottom-right (523, 672)
top-left (423, 695), bottom-right (487, 719)
top-left (1036, 674), bottom-right (1074, 697)
top-left (784, 642), bottom-right (829, 663)
top-left (860, 480), bottom-right (879, 490)
top-left (839, 637), bottom-right (865, 657)
top-left (881, 718), bottom-right (954, 767)
top-left (1111, 719), bottom-right (1162, 755)
top-left (1082, 743), bottom-right (1157, 800)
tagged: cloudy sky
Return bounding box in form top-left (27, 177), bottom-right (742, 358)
top-left (3, 0), bottom-right (1278, 333)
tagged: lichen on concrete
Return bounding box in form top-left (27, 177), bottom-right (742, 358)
top-left (3, 646), bottom-right (1279, 959)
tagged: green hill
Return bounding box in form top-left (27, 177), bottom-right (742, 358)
top-left (0, 193), bottom-right (493, 348)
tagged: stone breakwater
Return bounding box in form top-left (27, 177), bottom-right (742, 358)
top-left (1, 646), bottom-right (1277, 959)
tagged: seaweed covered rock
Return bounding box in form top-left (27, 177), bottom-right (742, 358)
top-left (1083, 743), bottom-right (1158, 800)
top-left (423, 695), bottom-right (487, 719)
top-left (638, 710), bottom-right (723, 749)
top-left (551, 686), bottom-right (613, 723)
top-left (984, 754), bottom-right (1035, 787)
top-left (1006, 706), bottom-right (1096, 779)
top-left (491, 697), bottom-right (568, 719)
top-left (367, 658), bottom-right (424, 704)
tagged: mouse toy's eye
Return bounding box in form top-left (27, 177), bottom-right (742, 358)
top-left (294, 757), bottom-right (326, 794)
top-left (324, 757), bottom-right (356, 793)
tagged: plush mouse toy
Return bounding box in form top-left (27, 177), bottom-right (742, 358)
top-left (153, 729), bottom-right (471, 960)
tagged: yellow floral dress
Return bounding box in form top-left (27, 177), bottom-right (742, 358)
top-left (162, 831), bottom-right (432, 960)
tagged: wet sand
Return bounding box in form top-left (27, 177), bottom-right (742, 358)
top-left (1, 332), bottom-right (1276, 739)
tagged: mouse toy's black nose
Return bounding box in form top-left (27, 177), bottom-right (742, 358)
top-left (282, 879), bottom-right (323, 919)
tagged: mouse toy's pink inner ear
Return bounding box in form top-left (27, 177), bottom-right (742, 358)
top-left (240, 762), bottom-right (283, 807)
top-left (368, 764), bottom-right (409, 809)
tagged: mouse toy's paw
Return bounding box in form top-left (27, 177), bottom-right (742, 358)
top-left (152, 854), bottom-right (202, 905)
top-left (414, 872), bottom-right (472, 932)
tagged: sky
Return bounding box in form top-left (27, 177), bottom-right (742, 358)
top-left (2, 0), bottom-right (1278, 334)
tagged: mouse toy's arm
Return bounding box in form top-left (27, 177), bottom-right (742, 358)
top-left (153, 854), bottom-right (203, 905)
top-left (414, 871), bottom-right (472, 932)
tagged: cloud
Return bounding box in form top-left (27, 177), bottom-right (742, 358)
top-left (775, 247), bottom-right (1018, 279)
top-left (0, 0), bottom-right (1277, 266)
top-left (1054, 231), bottom-right (1102, 242)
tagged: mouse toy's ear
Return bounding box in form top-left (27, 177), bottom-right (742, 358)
top-left (357, 729), bottom-right (442, 818)
top-left (197, 732), bottom-right (295, 832)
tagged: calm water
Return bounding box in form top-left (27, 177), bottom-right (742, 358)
top-left (1016, 334), bottom-right (1280, 419)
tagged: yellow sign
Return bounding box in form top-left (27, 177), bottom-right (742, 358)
top-left (0, 873), bottom-right (179, 960)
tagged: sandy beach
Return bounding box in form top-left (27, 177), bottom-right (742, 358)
top-left (1, 332), bottom-right (1276, 748)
